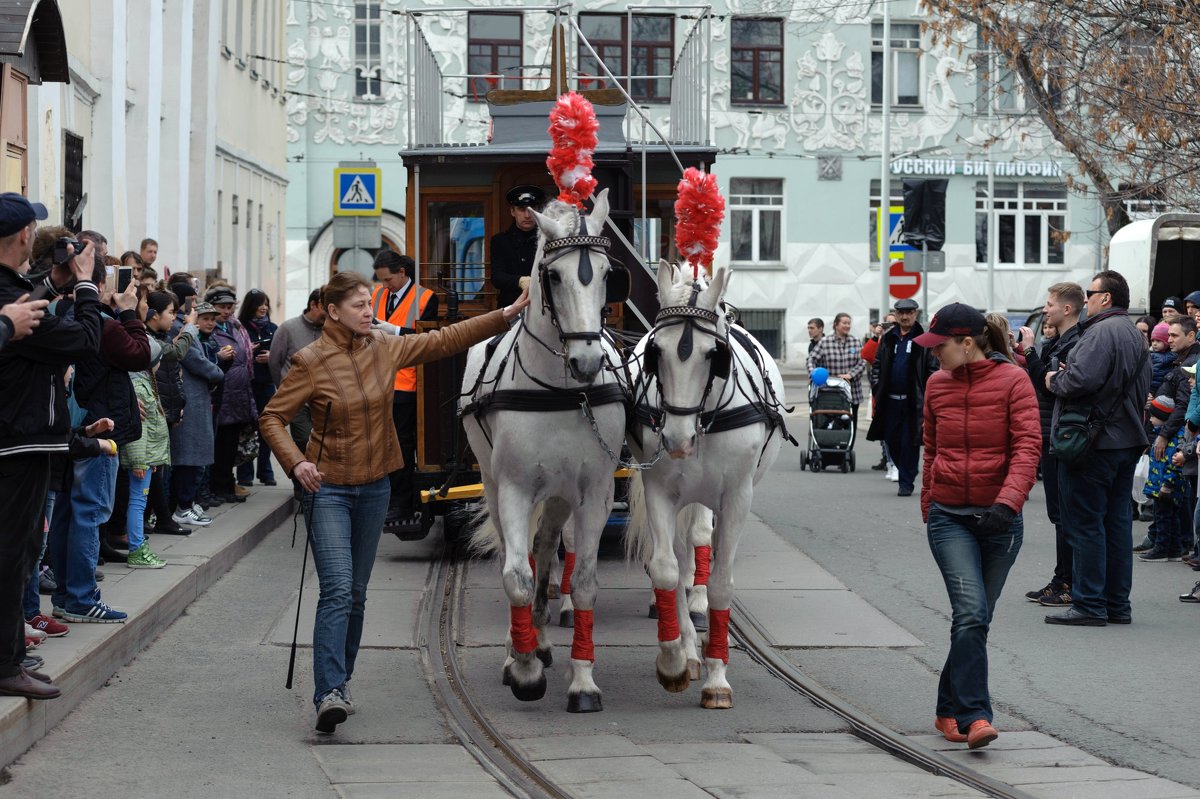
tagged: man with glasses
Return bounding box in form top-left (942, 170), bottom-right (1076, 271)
top-left (866, 298), bottom-right (937, 497)
top-left (1045, 271), bottom-right (1151, 626)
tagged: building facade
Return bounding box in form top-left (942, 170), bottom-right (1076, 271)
top-left (11, 0), bottom-right (288, 308)
top-left (285, 0), bottom-right (1108, 361)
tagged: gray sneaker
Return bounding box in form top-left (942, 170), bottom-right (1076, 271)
top-left (316, 689), bottom-right (350, 733)
top-left (343, 682), bottom-right (356, 715)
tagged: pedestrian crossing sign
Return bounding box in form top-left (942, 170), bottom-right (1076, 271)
top-left (334, 167), bottom-right (382, 216)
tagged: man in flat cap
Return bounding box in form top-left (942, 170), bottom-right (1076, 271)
top-left (490, 185), bottom-right (547, 308)
top-left (866, 298), bottom-right (937, 497)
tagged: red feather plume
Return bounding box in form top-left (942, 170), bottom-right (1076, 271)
top-left (674, 167), bottom-right (725, 278)
top-left (546, 92), bottom-right (599, 208)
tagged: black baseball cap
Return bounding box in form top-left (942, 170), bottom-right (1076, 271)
top-left (914, 302), bottom-right (986, 348)
top-left (0, 193), bottom-right (48, 237)
top-left (506, 185), bottom-right (546, 208)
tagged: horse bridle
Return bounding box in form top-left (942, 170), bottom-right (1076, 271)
top-left (533, 211), bottom-right (630, 351)
top-left (642, 283), bottom-right (732, 421)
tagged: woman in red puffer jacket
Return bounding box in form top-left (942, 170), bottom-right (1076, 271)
top-left (916, 303), bottom-right (1041, 751)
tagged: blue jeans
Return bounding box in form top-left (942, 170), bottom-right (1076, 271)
top-left (48, 454), bottom-right (119, 612)
top-left (1059, 446), bottom-right (1140, 619)
top-left (304, 477), bottom-right (391, 706)
top-left (126, 468), bottom-right (153, 551)
top-left (927, 507), bottom-right (1023, 732)
top-left (23, 492), bottom-right (56, 619)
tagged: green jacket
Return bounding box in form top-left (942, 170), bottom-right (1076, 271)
top-left (121, 371), bottom-right (171, 470)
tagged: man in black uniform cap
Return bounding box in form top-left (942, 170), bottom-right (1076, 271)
top-left (491, 185), bottom-right (547, 307)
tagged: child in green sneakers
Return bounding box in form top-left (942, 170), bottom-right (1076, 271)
top-left (121, 339), bottom-right (170, 569)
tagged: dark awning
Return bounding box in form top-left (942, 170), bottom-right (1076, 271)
top-left (0, 0), bottom-right (69, 84)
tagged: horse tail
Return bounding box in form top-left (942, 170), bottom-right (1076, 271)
top-left (467, 499), bottom-right (544, 557)
top-left (623, 471), bottom-right (654, 566)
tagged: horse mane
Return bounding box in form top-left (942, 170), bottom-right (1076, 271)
top-left (538, 199), bottom-right (586, 240)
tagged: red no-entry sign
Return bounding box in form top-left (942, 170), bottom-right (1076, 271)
top-left (889, 260), bottom-right (921, 300)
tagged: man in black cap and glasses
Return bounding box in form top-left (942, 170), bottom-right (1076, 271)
top-left (866, 298), bottom-right (937, 497)
top-left (490, 185), bottom-right (547, 308)
top-left (0, 193), bottom-right (102, 699)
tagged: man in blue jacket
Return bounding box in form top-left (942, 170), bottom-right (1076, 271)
top-left (0, 194), bottom-right (101, 700)
top-left (1045, 270), bottom-right (1151, 626)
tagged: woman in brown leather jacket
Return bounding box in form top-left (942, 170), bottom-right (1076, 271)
top-left (260, 271), bottom-right (529, 734)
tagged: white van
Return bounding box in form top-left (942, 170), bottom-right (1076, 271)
top-left (1108, 214), bottom-right (1200, 314)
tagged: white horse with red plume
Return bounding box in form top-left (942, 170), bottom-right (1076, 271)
top-left (463, 93), bottom-right (629, 713)
top-left (625, 168), bottom-right (794, 708)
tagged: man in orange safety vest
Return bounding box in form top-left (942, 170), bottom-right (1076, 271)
top-left (371, 251), bottom-right (439, 527)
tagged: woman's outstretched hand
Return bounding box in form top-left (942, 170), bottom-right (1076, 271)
top-left (503, 285), bottom-right (531, 322)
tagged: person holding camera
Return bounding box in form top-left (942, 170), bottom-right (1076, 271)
top-left (370, 251), bottom-right (439, 529)
top-left (259, 271), bottom-right (527, 733)
top-left (0, 194), bottom-right (104, 699)
top-left (236, 289), bottom-right (278, 487)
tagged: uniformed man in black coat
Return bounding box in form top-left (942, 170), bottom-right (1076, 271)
top-left (490, 185), bottom-right (546, 307)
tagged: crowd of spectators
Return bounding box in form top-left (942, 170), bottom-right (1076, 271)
top-left (0, 196), bottom-right (306, 700)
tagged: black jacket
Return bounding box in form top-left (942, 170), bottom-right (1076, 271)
top-left (72, 306), bottom-right (151, 447)
top-left (490, 223), bottom-right (538, 307)
top-left (244, 317), bottom-right (279, 386)
top-left (0, 265), bottom-right (103, 457)
top-left (150, 326), bottom-right (186, 427)
top-left (1156, 341), bottom-right (1200, 443)
top-left (865, 323), bottom-right (936, 445)
top-left (1024, 324), bottom-right (1081, 442)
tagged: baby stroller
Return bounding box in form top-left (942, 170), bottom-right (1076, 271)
top-left (801, 375), bottom-right (857, 473)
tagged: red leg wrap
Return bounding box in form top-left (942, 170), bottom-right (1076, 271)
top-left (570, 608), bottom-right (595, 661)
top-left (705, 608), bottom-right (730, 663)
top-left (654, 588), bottom-right (680, 641)
top-left (560, 551), bottom-right (576, 596)
top-left (510, 605), bottom-right (537, 654)
top-left (693, 545), bottom-right (712, 586)
top-left (528, 554), bottom-right (536, 576)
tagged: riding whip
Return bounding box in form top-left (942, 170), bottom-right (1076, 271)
top-left (286, 401), bottom-right (332, 690)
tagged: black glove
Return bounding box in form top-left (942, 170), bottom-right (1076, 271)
top-left (977, 503), bottom-right (1016, 536)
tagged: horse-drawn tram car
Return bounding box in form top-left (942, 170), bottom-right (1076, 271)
top-left (394, 5), bottom-right (718, 540)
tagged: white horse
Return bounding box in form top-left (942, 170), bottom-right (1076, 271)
top-left (462, 189), bottom-right (628, 713)
top-left (626, 261), bottom-right (790, 708)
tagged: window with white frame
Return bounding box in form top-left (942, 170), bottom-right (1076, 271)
top-left (871, 23), bottom-right (922, 107)
top-left (974, 31), bottom-right (1066, 114)
top-left (355, 0), bottom-right (382, 98)
top-left (868, 179), bottom-right (905, 264)
top-left (467, 12), bottom-right (522, 100)
top-left (577, 14), bottom-right (673, 102)
top-left (975, 182), bottom-right (1067, 266)
top-left (730, 178), bottom-right (783, 263)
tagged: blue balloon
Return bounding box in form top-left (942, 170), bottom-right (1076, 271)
top-left (811, 367), bottom-right (829, 387)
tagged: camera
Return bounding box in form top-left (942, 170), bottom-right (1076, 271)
top-left (52, 237), bottom-right (83, 265)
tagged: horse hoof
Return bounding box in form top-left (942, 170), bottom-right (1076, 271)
top-left (689, 611), bottom-right (708, 631)
top-left (687, 661), bottom-right (702, 681)
top-left (511, 674), bottom-right (547, 702)
top-left (657, 668), bottom-right (690, 693)
top-left (559, 609), bottom-right (574, 628)
top-left (502, 664), bottom-right (512, 686)
top-left (701, 687), bottom-right (733, 709)
top-left (566, 691), bottom-right (603, 713)
top-left (548, 583), bottom-right (560, 600)
top-left (536, 647), bottom-right (553, 668)
top-left (648, 604), bottom-right (658, 619)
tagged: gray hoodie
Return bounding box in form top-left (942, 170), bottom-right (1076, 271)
top-left (1049, 308), bottom-right (1151, 451)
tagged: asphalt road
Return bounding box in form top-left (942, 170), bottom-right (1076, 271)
top-left (756, 441), bottom-right (1200, 790)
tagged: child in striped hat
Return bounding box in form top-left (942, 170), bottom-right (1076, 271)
top-left (1142, 395), bottom-right (1188, 561)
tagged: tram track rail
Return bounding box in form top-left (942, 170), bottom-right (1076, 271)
top-left (729, 597), bottom-right (1037, 799)
top-left (425, 543), bottom-right (1035, 799)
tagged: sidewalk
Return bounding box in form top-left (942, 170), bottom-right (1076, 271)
top-left (0, 483), bottom-right (295, 768)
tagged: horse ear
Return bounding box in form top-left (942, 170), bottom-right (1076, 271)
top-left (588, 188), bottom-right (610, 235)
top-left (705, 267), bottom-right (730, 309)
top-left (656, 259), bottom-right (675, 304)
top-left (532, 207), bottom-right (567, 241)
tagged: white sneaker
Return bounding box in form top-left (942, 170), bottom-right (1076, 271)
top-left (887, 465), bottom-right (900, 482)
top-left (24, 623), bottom-right (46, 643)
top-left (344, 681), bottom-right (356, 715)
top-left (172, 507), bottom-right (212, 527)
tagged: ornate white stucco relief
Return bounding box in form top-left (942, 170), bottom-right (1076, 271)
top-left (788, 32), bottom-right (866, 151)
top-left (867, 47), bottom-right (966, 153)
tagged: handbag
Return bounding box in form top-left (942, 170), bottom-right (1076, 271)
top-left (1053, 347), bottom-right (1149, 466)
top-left (235, 422), bottom-right (260, 466)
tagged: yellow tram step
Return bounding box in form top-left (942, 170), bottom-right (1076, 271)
top-left (421, 468), bottom-right (633, 504)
